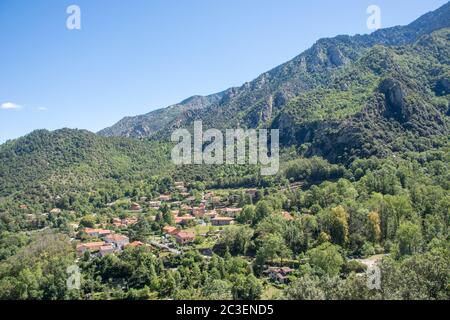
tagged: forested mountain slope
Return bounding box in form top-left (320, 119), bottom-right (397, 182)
top-left (98, 2), bottom-right (450, 145)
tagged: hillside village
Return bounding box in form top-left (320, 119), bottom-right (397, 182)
top-left (71, 181), bottom-right (298, 285)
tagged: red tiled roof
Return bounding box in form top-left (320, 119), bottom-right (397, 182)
top-left (105, 234), bottom-right (129, 242)
top-left (175, 231), bottom-right (195, 239)
top-left (76, 241), bottom-right (105, 251)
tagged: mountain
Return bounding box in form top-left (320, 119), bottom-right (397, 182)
top-left (98, 1), bottom-right (450, 152)
top-left (0, 129), bottom-right (172, 199)
top-left (1, 3), bottom-right (449, 202)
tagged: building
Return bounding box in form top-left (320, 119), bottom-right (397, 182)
top-left (105, 234), bottom-right (130, 250)
top-left (264, 267), bottom-right (294, 284)
top-left (174, 181), bottom-right (184, 188)
top-left (113, 217), bottom-right (138, 228)
top-left (176, 215), bottom-right (196, 226)
top-left (159, 195), bottom-right (172, 202)
top-left (175, 231), bottom-right (195, 244)
top-left (163, 226), bottom-right (179, 235)
top-left (204, 210), bottom-right (218, 219)
top-left (99, 243), bottom-right (115, 256)
top-left (76, 242), bottom-right (105, 255)
top-left (192, 203), bottom-right (206, 218)
top-left (84, 228), bottom-right (112, 238)
top-left (220, 208), bottom-right (242, 217)
top-left (211, 216), bottom-right (234, 226)
top-left (125, 241), bottom-right (145, 248)
top-left (148, 201), bottom-right (161, 208)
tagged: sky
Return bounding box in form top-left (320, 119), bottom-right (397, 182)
top-left (0, 0), bottom-right (448, 143)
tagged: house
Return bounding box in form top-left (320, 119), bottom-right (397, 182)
top-left (125, 241), bottom-right (145, 248)
top-left (105, 234), bottom-right (130, 250)
top-left (176, 215), bottom-right (196, 226)
top-left (84, 228), bottom-right (112, 238)
top-left (113, 217), bottom-right (138, 228)
top-left (174, 181), bottom-right (184, 188)
top-left (181, 204), bottom-right (192, 211)
top-left (211, 216), bottom-right (234, 226)
top-left (163, 226), bottom-right (179, 235)
top-left (220, 208), bottom-right (242, 217)
top-left (76, 242), bottom-right (105, 255)
top-left (175, 231), bottom-right (195, 244)
top-left (192, 204), bottom-right (206, 217)
top-left (159, 195), bottom-right (172, 202)
top-left (264, 267), bottom-right (294, 284)
top-left (99, 243), bottom-right (115, 256)
top-left (19, 204), bottom-right (28, 210)
top-left (174, 182), bottom-right (187, 192)
top-left (50, 208), bottom-right (62, 215)
top-left (148, 201), bottom-right (161, 208)
top-left (205, 210), bottom-right (218, 219)
top-left (130, 203), bottom-right (142, 211)
top-left (180, 192), bottom-right (190, 198)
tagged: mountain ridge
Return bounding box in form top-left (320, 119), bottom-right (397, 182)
top-left (98, 2), bottom-right (450, 139)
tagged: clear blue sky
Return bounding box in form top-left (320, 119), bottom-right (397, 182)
top-left (0, 0), bottom-right (447, 143)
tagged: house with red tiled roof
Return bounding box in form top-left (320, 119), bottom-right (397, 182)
top-left (263, 267), bottom-right (294, 284)
top-left (76, 241), bottom-right (106, 255)
top-left (175, 231), bottom-right (195, 244)
top-left (175, 215), bottom-right (196, 226)
top-left (84, 228), bottom-right (112, 238)
top-left (205, 210), bottom-right (218, 219)
top-left (99, 243), bottom-right (115, 256)
top-left (105, 234), bottom-right (130, 250)
top-left (163, 226), bottom-right (179, 235)
top-left (211, 216), bottom-right (234, 226)
top-left (220, 208), bottom-right (242, 217)
top-left (192, 203), bottom-right (206, 217)
top-left (125, 241), bottom-right (145, 248)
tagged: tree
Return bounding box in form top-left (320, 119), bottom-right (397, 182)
top-left (284, 275), bottom-right (325, 300)
top-left (202, 279), bottom-right (232, 300)
top-left (255, 234), bottom-right (291, 267)
top-left (395, 222), bottom-right (422, 257)
top-left (307, 242), bottom-right (344, 277)
top-left (255, 200), bottom-right (272, 224)
top-left (79, 215), bottom-right (96, 228)
top-left (237, 205), bottom-right (256, 224)
top-left (367, 211), bottom-right (381, 243)
top-left (231, 274), bottom-right (262, 300)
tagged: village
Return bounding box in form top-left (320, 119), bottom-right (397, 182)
top-left (69, 181), bottom-right (299, 286)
